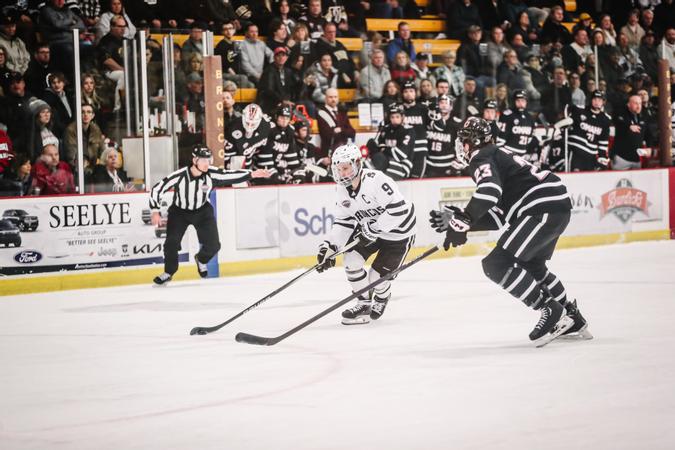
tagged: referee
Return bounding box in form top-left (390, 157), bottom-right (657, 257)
top-left (150, 145), bottom-right (269, 285)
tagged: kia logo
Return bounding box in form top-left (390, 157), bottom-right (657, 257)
top-left (14, 250), bottom-right (43, 264)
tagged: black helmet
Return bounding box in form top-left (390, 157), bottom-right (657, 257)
top-left (387, 103), bottom-right (404, 116)
top-left (402, 80), bottom-right (416, 91)
top-left (483, 99), bottom-right (498, 110)
top-left (512, 89), bottom-right (527, 101)
top-left (275, 105), bottom-right (292, 118)
top-left (457, 117), bottom-right (492, 148)
top-left (591, 89), bottom-right (606, 100)
top-left (191, 145), bottom-right (212, 159)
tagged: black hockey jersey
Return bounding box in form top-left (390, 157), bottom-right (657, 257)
top-left (267, 124), bottom-right (302, 183)
top-left (426, 114), bottom-right (462, 173)
top-left (402, 101), bottom-right (430, 177)
top-left (497, 108), bottom-right (536, 157)
top-left (465, 144), bottom-right (572, 228)
top-left (375, 123), bottom-right (415, 180)
top-left (223, 117), bottom-right (273, 170)
top-left (566, 104), bottom-right (611, 158)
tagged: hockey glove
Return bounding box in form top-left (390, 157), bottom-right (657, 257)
top-left (596, 157), bottom-right (610, 170)
top-left (317, 241), bottom-right (338, 272)
top-left (356, 222), bottom-right (378, 245)
top-left (443, 209), bottom-right (471, 250)
top-left (429, 206), bottom-right (455, 232)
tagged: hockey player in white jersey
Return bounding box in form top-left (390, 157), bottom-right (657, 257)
top-left (316, 144), bottom-right (417, 325)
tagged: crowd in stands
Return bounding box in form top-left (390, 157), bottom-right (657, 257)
top-left (0, 0), bottom-right (674, 197)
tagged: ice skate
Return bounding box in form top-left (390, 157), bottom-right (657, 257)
top-left (153, 272), bottom-right (172, 286)
top-left (341, 296), bottom-right (371, 325)
top-left (530, 300), bottom-right (573, 347)
top-left (559, 300), bottom-right (593, 340)
top-left (196, 260), bottom-right (208, 278)
top-left (370, 294), bottom-right (390, 320)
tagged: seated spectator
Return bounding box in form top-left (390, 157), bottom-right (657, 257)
top-left (612, 94), bottom-right (647, 170)
top-left (276, 0), bottom-right (297, 36)
top-left (308, 53), bottom-right (338, 104)
top-left (412, 53), bottom-right (431, 82)
top-left (657, 27), bottom-right (675, 72)
top-left (541, 66), bottom-right (572, 123)
top-left (26, 99), bottom-right (59, 163)
top-left (186, 53), bottom-right (203, 78)
top-left (0, 72), bottom-right (33, 148)
top-left (509, 32), bottom-right (530, 63)
top-left (41, 72), bottom-right (73, 138)
top-left (569, 72), bottom-right (585, 107)
top-left (380, 79), bottom-right (401, 109)
top-left (222, 89), bottom-right (241, 131)
top-left (386, 21), bottom-right (416, 66)
top-left (0, 152), bottom-right (32, 196)
top-left (96, 14), bottom-right (126, 111)
top-left (180, 72), bottom-right (205, 133)
top-left (96, 0), bottom-right (136, 42)
top-left (0, 127), bottom-right (14, 178)
top-left (358, 31), bottom-right (386, 68)
top-left (372, 0), bottom-right (403, 19)
top-left (358, 48), bottom-right (391, 102)
top-left (299, 0), bottom-right (327, 41)
top-left (572, 12), bottom-right (593, 37)
top-left (267, 18), bottom-right (289, 53)
top-left (617, 32), bottom-right (643, 79)
top-left (597, 14), bottom-right (617, 47)
top-left (448, 0), bottom-right (483, 40)
top-left (640, 31), bottom-right (659, 82)
top-left (31, 143), bottom-right (75, 195)
top-left (124, 0), bottom-right (162, 30)
top-left (497, 49), bottom-right (526, 92)
top-left (0, 14), bottom-right (29, 75)
top-left (523, 53), bottom-right (549, 100)
top-left (90, 145), bottom-right (132, 192)
top-left (78, 0), bottom-right (102, 31)
top-left (509, 10), bottom-right (539, 46)
top-left (313, 22), bottom-right (356, 87)
top-left (287, 23), bottom-right (313, 73)
top-left (495, 82), bottom-right (509, 111)
top-left (390, 50), bottom-right (415, 87)
top-left (540, 5), bottom-right (572, 46)
top-left (257, 47), bottom-right (299, 114)
top-left (39, 0), bottom-right (85, 79)
top-left (433, 50), bottom-right (465, 97)
top-left (181, 21), bottom-right (206, 72)
top-left (316, 87), bottom-right (355, 157)
top-left (0, 46), bottom-right (10, 94)
top-left (457, 25), bottom-right (494, 91)
top-left (63, 104), bottom-right (106, 171)
top-left (640, 9), bottom-right (656, 37)
top-left (240, 23), bottom-right (273, 86)
top-left (24, 43), bottom-right (53, 99)
top-left (487, 26), bottom-right (511, 76)
top-left (621, 9), bottom-right (645, 51)
top-left (215, 21), bottom-right (253, 89)
top-left (562, 28), bottom-right (592, 74)
top-left (477, 0), bottom-right (509, 31)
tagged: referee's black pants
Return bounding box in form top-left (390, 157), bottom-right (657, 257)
top-left (163, 203), bottom-right (221, 275)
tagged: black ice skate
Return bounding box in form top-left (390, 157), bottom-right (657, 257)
top-left (370, 294), bottom-right (390, 320)
top-left (341, 296), bottom-right (371, 325)
top-left (196, 260), bottom-right (208, 278)
top-left (153, 272), bottom-right (172, 286)
top-left (530, 300), bottom-right (574, 347)
top-left (559, 300), bottom-right (593, 340)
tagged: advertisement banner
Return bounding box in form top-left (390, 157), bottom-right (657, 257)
top-left (0, 193), bottom-right (188, 275)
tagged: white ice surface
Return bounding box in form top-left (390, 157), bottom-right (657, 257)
top-left (1, 241), bottom-right (674, 450)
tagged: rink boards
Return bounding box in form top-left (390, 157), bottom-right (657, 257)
top-left (1, 168), bottom-right (673, 295)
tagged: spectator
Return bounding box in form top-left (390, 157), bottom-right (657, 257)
top-left (640, 9), bottom-right (656, 37)
top-left (433, 50), bottom-right (465, 97)
top-left (509, 32), bottom-right (530, 63)
top-left (276, 0), bottom-right (297, 36)
top-left (181, 21), bottom-right (206, 73)
top-left (308, 52), bottom-right (338, 104)
top-left (267, 18), bottom-right (289, 53)
top-left (287, 23), bottom-right (313, 73)
top-left (477, 0), bottom-right (509, 31)
top-left (63, 103), bottom-right (106, 170)
top-left (96, 0), bottom-right (136, 42)
top-left (495, 82), bottom-right (509, 111)
top-left (124, 0), bottom-right (161, 30)
top-left (390, 50), bottom-right (415, 86)
top-left (386, 21), bottom-right (416, 66)
top-left (457, 25), bottom-right (494, 91)
top-left (222, 89), bottom-right (241, 131)
top-left (612, 94), bottom-right (647, 170)
top-left (540, 5), bottom-right (572, 45)
top-left (597, 14), bottom-right (617, 47)
top-left (90, 145), bottom-right (132, 192)
top-left (96, 14), bottom-right (126, 111)
top-left (639, 31), bottom-right (659, 82)
top-left (358, 31), bottom-right (385, 68)
top-left (78, 0), bottom-right (102, 31)
top-left (569, 72), bottom-right (586, 107)
top-left (572, 12), bottom-right (593, 36)
top-left (617, 32), bottom-right (643, 79)
top-left (180, 72), bottom-right (205, 133)
top-left (240, 23), bottom-right (273, 86)
top-left (497, 49), bottom-right (525, 92)
top-left (621, 9), bottom-right (645, 51)
top-left (509, 10), bottom-right (539, 46)
top-left (23, 43), bottom-right (53, 98)
top-left (0, 128), bottom-right (14, 178)
top-left (562, 28), bottom-right (592, 74)
top-left (372, 0), bottom-right (403, 19)
top-left (657, 27), bottom-right (675, 72)
top-left (204, 0), bottom-right (238, 26)
top-left (487, 26), bottom-right (511, 76)
top-left (0, 14), bottom-right (29, 75)
top-left (299, 0), bottom-right (327, 41)
top-left (81, 73), bottom-right (108, 121)
top-left (215, 20), bottom-right (253, 89)
top-left (412, 53), bottom-right (431, 82)
top-left (39, 0), bottom-right (85, 78)
top-left (316, 87), bottom-right (355, 157)
top-left (448, 0), bottom-right (483, 40)
top-left (0, 46), bottom-right (10, 94)
top-left (502, 0), bottom-right (528, 25)
top-left (653, 0), bottom-right (675, 39)
top-left (31, 143), bottom-right (75, 194)
top-left (257, 47), bottom-right (299, 114)
top-left (312, 22), bottom-right (356, 87)
top-left (0, 152), bottom-right (32, 196)
top-left (185, 53), bottom-right (203, 78)
top-left (523, 53), bottom-right (549, 99)
top-left (0, 72), bottom-right (33, 149)
top-left (455, 76), bottom-right (482, 119)
top-left (541, 66), bottom-right (571, 123)
top-left (358, 48), bottom-right (391, 102)
top-left (380, 79), bottom-right (401, 109)
top-left (42, 72), bottom-right (73, 138)
top-left (26, 99), bottom-right (59, 163)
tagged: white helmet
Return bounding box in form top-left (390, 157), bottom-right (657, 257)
top-left (331, 143), bottom-right (362, 186)
top-left (242, 103), bottom-right (263, 137)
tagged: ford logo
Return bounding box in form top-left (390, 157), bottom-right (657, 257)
top-left (14, 250), bottom-right (43, 264)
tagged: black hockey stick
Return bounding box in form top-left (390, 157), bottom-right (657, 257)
top-left (189, 239), bottom-right (360, 336)
top-left (235, 245), bottom-right (439, 346)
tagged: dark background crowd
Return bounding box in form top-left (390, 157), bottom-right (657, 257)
top-left (0, 0), bottom-right (673, 197)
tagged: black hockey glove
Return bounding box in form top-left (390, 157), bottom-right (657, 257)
top-left (443, 209), bottom-right (471, 250)
top-left (429, 205), bottom-right (458, 232)
top-left (317, 241), bottom-right (338, 273)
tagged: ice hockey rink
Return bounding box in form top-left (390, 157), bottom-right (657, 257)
top-left (1, 240), bottom-right (674, 450)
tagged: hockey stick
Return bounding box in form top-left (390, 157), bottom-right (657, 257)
top-left (235, 245), bottom-right (439, 346)
top-left (189, 239), bottom-right (361, 336)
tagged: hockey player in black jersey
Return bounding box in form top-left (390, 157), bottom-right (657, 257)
top-left (425, 94), bottom-right (464, 177)
top-left (401, 81), bottom-right (430, 178)
top-left (223, 103), bottom-right (273, 173)
top-left (497, 90), bottom-right (537, 163)
top-left (566, 90), bottom-right (611, 171)
top-left (267, 105), bottom-right (303, 184)
top-left (482, 99), bottom-right (501, 139)
top-left (430, 117), bottom-right (592, 346)
top-left (367, 103), bottom-right (416, 180)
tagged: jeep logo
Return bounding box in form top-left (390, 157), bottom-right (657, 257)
top-left (14, 250), bottom-right (43, 264)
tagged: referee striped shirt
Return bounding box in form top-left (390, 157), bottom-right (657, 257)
top-left (149, 167), bottom-right (251, 210)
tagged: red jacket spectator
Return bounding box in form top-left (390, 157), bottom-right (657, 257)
top-left (31, 144), bottom-right (75, 195)
top-left (316, 88), bottom-right (355, 158)
top-left (0, 130), bottom-right (14, 176)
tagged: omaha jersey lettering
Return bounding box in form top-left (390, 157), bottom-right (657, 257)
top-left (566, 104), bottom-right (611, 162)
top-left (497, 109), bottom-right (536, 157)
top-left (328, 169), bottom-right (417, 247)
top-left (426, 114), bottom-right (462, 170)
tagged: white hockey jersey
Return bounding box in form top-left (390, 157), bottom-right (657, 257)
top-left (328, 169), bottom-right (417, 247)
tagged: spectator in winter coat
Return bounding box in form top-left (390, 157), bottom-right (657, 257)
top-left (90, 145), bottom-right (132, 192)
top-left (620, 9), bottom-right (645, 51)
top-left (240, 23), bottom-right (274, 85)
top-left (31, 143), bottom-right (75, 195)
top-left (390, 51), bottom-right (416, 86)
top-left (358, 48), bottom-right (391, 102)
top-left (63, 104), bottom-right (106, 171)
top-left (308, 53), bottom-right (339, 104)
top-left (96, 0), bottom-right (137, 42)
top-left (41, 72), bottom-right (73, 138)
top-left (0, 129), bottom-right (14, 178)
top-left (39, 0), bottom-right (85, 78)
top-left (23, 43), bottom-right (53, 99)
top-left (0, 152), bottom-right (32, 196)
top-left (433, 50), bottom-right (466, 97)
top-left (0, 14), bottom-right (30, 75)
top-left (257, 47), bottom-right (299, 114)
top-left (386, 22), bottom-right (416, 66)
top-left (540, 6), bottom-right (572, 45)
top-left (25, 99), bottom-right (59, 164)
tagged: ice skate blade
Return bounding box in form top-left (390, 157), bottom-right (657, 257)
top-left (559, 325), bottom-right (594, 341)
top-left (534, 316), bottom-right (574, 348)
top-left (341, 316), bottom-right (371, 325)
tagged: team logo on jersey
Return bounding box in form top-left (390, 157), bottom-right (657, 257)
top-left (232, 130), bottom-right (243, 139)
top-left (341, 200), bottom-right (351, 208)
top-left (599, 179), bottom-right (650, 223)
top-left (514, 119), bottom-right (519, 125)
